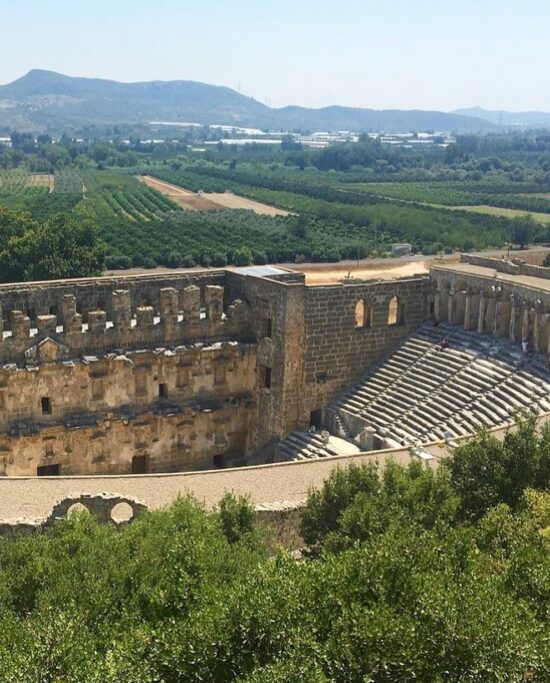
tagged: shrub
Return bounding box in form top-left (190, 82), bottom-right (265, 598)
top-left (164, 252), bottom-right (182, 268)
top-left (211, 252), bottom-right (228, 267)
top-left (233, 246), bottom-right (253, 267)
top-left (182, 255), bottom-right (196, 268)
top-left (253, 251), bottom-right (268, 265)
top-left (142, 256), bottom-right (157, 269)
top-left (218, 493), bottom-right (256, 544)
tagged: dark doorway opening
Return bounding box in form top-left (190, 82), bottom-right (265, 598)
top-left (41, 397), bottom-right (52, 415)
top-left (37, 463), bottom-right (60, 476)
top-left (158, 383), bottom-right (168, 399)
top-left (310, 409), bottom-right (323, 429)
top-left (261, 365), bottom-right (272, 389)
top-left (213, 453), bottom-right (224, 468)
top-left (131, 455), bottom-right (148, 474)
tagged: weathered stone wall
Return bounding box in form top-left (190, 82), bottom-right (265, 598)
top-left (0, 269), bottom-right (226, 324)
top-left (461, 253), bottom-right (550, 280)
top-left (0, 342), bottom-right (257, 475)
top-left (1, 399), bottom-right (255, 476)
top-left (0, 266), bottom-right (435, 475)
top-left (304, 277), bottom-right (432, 414)
top-left (0, 283), bottom-right (250, 363)
top-left (225, 270), bottom-right (309, 447)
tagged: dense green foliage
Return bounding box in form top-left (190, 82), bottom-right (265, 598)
top-left (0, 419), bottom-right (549, 679)
top-left (0, 207), bottom-right (105, 282)
top-left (1, 130), bottom-right (550, 271)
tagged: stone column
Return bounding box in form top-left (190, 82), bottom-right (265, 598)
top-left (112, 290), bottom-right (132, 331)
top-left (160, 288), bottom-right (179, 343)
top-left (182, 285), bottom-right (201, 323)
top-left (135, 306), bottom-right (154, 329)
top-left (61, 294), bottom-right (82, 334)
top-left (485, 290), bottom-right (497, 336)
top-left (36, 314), bottom-right (57, 337)
top-left (437, 285), bottom-right (449, 322)
top-left (160, 288), bottom-right (179, 326)
top-left (11, 311), bottom-right (30, 343)
top-left (88, 310), bottom-right (107, 335)
top-left (494, 294), bottom-right (511, 338)
top-left (463, 291), bottom-right (472, 330)
top-left (477, 290), bottom-right (487, 334)
top-left (521, 303), bottom-right (530, 342)
top-left (205, 285), bottom-right (224, 323)
top-left (509, 293), bottom-right (518, 343)
top-left (533, 300), bottom-right (544, 352)
top-left (433, 289), bottom-right (442, 321)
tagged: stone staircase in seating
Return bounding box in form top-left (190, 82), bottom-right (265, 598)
top-left (324, 321), bottom-right (550, 451)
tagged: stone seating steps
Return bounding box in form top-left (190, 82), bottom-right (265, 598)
top-left (275, 430), bottom-right (340, 461)
top-left (328, 321), bottom-right (550, 451)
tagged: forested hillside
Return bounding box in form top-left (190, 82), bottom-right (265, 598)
top-left (0, 69), bottom-right (496, 133)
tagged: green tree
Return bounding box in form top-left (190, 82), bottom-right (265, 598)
top-left (233, 246), bottom-right (253, 267)
top-left (511, 215), bottom-right (536, 249)
top-left (445, 415), bottom-right (550, 520)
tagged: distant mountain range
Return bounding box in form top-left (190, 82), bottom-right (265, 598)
top-left (0, 69), bottom-right (501, 134)
top-left (454, 106), bottom-right (550, 129)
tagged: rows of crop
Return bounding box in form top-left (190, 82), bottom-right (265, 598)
top-left (76, 171), bottom-right (181, 223)
top-left (0, 172), bottom-right (50, 196)
top-left (342, 181), bottom-right (550, 212)
top-left (146, 166), bottom-right (517, 249)
top-left (54, 169), bottom-right (84, 194)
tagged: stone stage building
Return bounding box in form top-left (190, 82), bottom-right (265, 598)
top-left (0, 254), bottom-right (549, 480)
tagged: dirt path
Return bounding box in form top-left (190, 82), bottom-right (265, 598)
top-left (289, 259), bottom-right (445, 284)
top-left (137, 175), bottom-right (292, 215)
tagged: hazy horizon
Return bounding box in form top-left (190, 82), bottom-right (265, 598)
top-left (1, 0), bottom-right (548, 112)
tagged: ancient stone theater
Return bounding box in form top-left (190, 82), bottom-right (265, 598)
top-left (2, 253), bottom-right (550, 527)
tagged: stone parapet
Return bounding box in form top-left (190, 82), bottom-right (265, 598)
top-left (0, 284), bottom-right (250, 364)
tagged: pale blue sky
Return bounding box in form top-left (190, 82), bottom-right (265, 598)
top-left (1, 0), bottom-right (548, 111)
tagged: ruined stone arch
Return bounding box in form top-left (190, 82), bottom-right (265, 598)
top-left (354, 299), bottom-right (372, 329)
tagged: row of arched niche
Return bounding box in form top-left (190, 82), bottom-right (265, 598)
top-left (354, 296), bottom-right (403, 329)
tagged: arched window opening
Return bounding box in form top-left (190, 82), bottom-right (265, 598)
top-left (388, 296), bottom-right (403, 326)
top-left (355, 299), bottom-right (371, 329)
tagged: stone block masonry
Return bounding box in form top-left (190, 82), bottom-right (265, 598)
top-left (0, 265), bottom-right (435, 476)
top-left (304, 277), bottom-right (432, 416)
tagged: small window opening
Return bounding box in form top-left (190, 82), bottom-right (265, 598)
top-left (261, 365), bottom-right (272, 389)
top-left (41, 397), bottom-right (52, 415)
top-left (355, 299), bottom-right (371, 328)
top-left (429, 301), bottom-right (435, 317)
top-left (49, 305), bottom-right (57, 316)
top-left (261, 317), bottom-right (273, 338)
top-left (37, 463), bottom-right (59, 476)
top-left (158, 383), bottom-right (168, 399)
top-left (388, 296), bottom-right (404, 326)
top-left (131, 455), bottom-right (147, 474)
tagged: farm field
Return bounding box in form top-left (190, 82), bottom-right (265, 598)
top-left (138, 175), bottom-right (292, 215)
top-left (0, 172), bottom-right (53, 195)
top-left (435, 204), bottom-right (550, 224)
top-left (77, 171), bottom-right (179, 223)
top-left (343, 180), bottom-right (550, 212)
